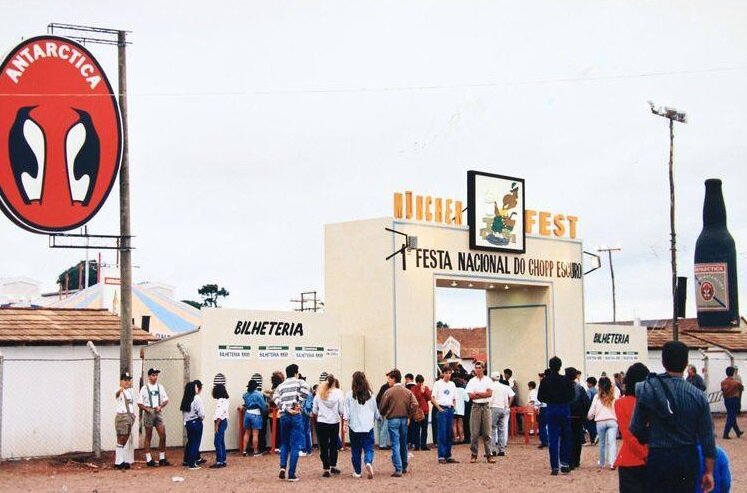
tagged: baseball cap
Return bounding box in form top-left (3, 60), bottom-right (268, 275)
top-left (147, 368), bottom-right (161, 376)
top-left (490, 371), bottom-right (501, 380)
top-left (120, 372), bottom-right (133, 380)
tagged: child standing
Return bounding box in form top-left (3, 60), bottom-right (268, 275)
top-left (211, 373), bottom-right (229, 468)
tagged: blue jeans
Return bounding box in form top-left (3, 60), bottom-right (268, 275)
top-left (279, 413), bottom-right (304, 478)
top-left (546, 403), bottom-right (571, 470)
top-left (596, 420), bottom-right (618, 466)
top-left (724, 397), bottom-right (742, 437)
top-left (377, 418), bottom-right (390, 447)
top-left (538, 407), bottom-right (548, 445)
top-left (302, 415), bottom-right (312, 453)
top-left (349, 429), bottom-right (375, 475)
top-left (387, 417), bottom-right (408, 472)
top-left (184, 419), bottom-right (203, 466)
top-left (214, 419), bottom-right (227, 464)
top-left (437, 408), bottom-right (454, 459)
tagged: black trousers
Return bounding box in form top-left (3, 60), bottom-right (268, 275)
top-left (645, 446), bottom-right (698, 493)
top-left (570, 417), bottom-right (585, 467)
top-left (316, 422), bottom-right (340, 470)
top-left (431, 406), bottom-right (439, 445)
top-left (619, 465), bottom-right (647, 493)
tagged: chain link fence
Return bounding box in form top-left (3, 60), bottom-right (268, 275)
top-left (0, 343), bottom-right (186, 460)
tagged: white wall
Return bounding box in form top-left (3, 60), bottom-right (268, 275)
top-left (1, 345), bottom-right (143, 459)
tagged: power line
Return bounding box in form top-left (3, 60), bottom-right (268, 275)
top-left (2, 64), bottom-right (746, 98)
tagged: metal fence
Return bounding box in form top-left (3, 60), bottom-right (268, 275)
top-left (0, 343), bottom-right (187, 460)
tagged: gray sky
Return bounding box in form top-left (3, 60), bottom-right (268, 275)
top-left (1, 1), bottom-right (746, 326)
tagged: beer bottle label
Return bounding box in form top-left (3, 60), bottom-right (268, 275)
top-left (694, 263), bottom-right (729, 312)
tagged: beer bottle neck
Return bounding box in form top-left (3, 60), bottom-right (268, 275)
top-left (702, 179), bottom-right (727, 228)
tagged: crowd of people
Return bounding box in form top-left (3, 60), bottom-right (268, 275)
top-left (112, 345), bottom-right (743, 492)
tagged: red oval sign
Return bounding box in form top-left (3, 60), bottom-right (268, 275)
top-left (0, 35), bottom-right (121, 233)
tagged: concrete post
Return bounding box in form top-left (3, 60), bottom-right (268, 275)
top-left (87, 341), bottom-right (102, 458)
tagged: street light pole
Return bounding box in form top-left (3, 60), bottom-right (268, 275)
top-left (649, 102), bottom-right (687, 341)
top-left (598, 246), bottom-right (622, 323)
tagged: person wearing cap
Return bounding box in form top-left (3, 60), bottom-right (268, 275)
top-left (138, 368), bottom-right (170, 467)
top-left (211, 373), bottom-right (230, 468)
top-left (489, 370), bottom-right (514, 457)
top-left (115, 372), bottom-right (136, 470)
top-left (465, 361), bottom-right (495, 463)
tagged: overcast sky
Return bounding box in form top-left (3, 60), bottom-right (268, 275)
top-left (1, 1), bottom-right (746, 327)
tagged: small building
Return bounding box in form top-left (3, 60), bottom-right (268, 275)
top-left (0, 307), bottom-right (154, 459)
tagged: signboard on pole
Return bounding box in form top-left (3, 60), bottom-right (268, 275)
top-left (0, 35), bottom-right (122, 234)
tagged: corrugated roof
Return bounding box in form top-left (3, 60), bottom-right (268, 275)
top-left (0, 307), bottom-right (155, 345)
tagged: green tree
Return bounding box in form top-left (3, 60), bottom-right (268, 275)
top-left (436, 320), bottom-right (450, 328)
top-left (198, 284), bottom-right (230, 308)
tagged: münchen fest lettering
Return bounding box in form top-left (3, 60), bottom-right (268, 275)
top-left (234, 321), bottom-right (304, 337)
top-left (592, 332), bottom-right (630, 344)
top-left (413, 248), bottom-right (582, 279)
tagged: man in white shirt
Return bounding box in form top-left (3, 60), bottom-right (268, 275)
top-left (465, 361), bottom-right (495, 463)
top-left (138, 368), bottom-right (170, 467)
top-left (431, 367), bottom-right (460, 464)
top-left (489, 371), bottom-right (515, 457)
top-left (115, 372), bottom-right (136, 470)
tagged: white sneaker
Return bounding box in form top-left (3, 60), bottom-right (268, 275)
top-left (365, 463), bottom-right (374, 479)
top-left (407, 452), bottom-right (414, 458)
top-left (352, 472), bottom-right (362, 478)
top-left (298, 451), bottom-right (309, 457)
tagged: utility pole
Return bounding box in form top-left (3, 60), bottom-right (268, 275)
top-left (47, 24), bottom-right (133, 372)
top-left (649, 102), bottom-right (687, 341)
top-left (597, 245), bottom-right (622, 322)
top-left (117, 30), bottom-right (133, 374)
top-left (291, 291), bottom-right (324, 312)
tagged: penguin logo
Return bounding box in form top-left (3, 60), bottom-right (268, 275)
top-left (0, 35), bottom-right (121, 234)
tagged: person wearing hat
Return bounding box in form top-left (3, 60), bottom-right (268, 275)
top-left (489, 370), bottom-right (514, 457)
top-left (115, 372), bottom-right (136, 470)
top-left (138, 368), bottom-right (170, 467)
top-left (211, 373), bottom-right (230, 468)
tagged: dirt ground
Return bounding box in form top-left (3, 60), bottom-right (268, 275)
top-left (0, 416), bottom-right (744, 493)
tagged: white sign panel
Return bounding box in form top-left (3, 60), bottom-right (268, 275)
top-left (295, 346), bottom-right (325, 360)
top-left (218, 345), bottom-right (251, 360)
top-left (258, 345), bottom-right (290, 360)
top-left (584, 324), bottom-right (648, 377)
top-left (325, 347), bottom-right (341, 358)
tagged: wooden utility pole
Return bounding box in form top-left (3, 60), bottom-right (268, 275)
top-left (649, 102), bottom-right (687, 341)
top-left (118, 30), bottom-right (133, 373)
top-left (597, 246), bottom-right (622, 323)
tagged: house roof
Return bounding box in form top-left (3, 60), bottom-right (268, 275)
top-left (605, 318), bottom-right (747, 352)
top-left (0, 307), bottom-right (155, 345)
top-left (436, 327), bottom-right (486, 359)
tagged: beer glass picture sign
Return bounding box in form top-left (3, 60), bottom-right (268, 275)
top-left (468, 171), bottom-right (526, 253)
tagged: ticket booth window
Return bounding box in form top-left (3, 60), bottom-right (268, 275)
top-left (251, 373), bottom-right (263, 392)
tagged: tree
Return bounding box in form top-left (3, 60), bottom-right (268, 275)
top-left (436, 321), bottom-right (450, 328)
top-left (57, 260), bottom-right (98, 291)
top-left (197, 284), bottom-right (230, 308)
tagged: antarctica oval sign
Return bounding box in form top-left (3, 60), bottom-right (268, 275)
top-left (0, 35), bottom-right (122, 233)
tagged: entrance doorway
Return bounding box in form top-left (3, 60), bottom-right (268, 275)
top-left (435, 278), bottom-right (551, 403)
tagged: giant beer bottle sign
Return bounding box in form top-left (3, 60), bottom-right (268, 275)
top-left (0, 35), bottom-right (121, 233)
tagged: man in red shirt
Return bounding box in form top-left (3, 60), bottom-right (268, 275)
top-left (410, 375), bottom-right (432, 450)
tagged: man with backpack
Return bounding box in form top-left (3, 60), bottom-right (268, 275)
top-left (630, 341), bottom-right (715, 493)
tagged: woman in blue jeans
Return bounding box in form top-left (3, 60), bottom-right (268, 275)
top-left (344, 371), bottom-right (379, 479)
top-left (179, 380), bottom-right (205, 470)
top-left (210, 374), bottom-right (229, 468)
top-left (587, 376), bottom-right (618, 469)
